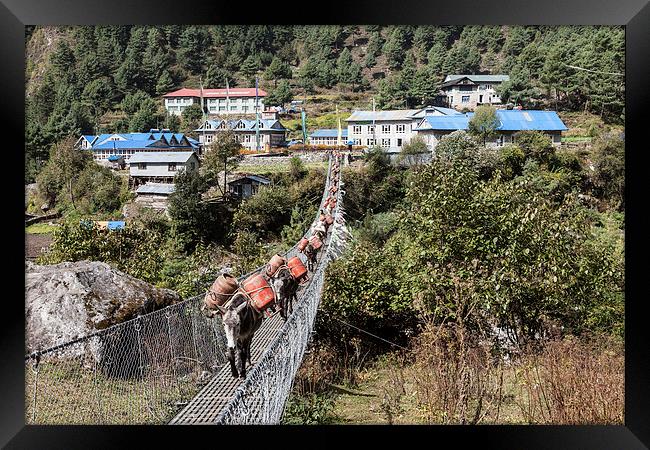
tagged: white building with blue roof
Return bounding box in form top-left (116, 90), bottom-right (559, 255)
top-left (75, 128), bottom-right (199, 162)
top-left (309, 129), bottom-right (350, 146)
top-left (194, 110), bottom-right (287, 151)
top-left (345, 106), bottom-right (462, 151)
top-left (413, 109), bottom-right (568, 150)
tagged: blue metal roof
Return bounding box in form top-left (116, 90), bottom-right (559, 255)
top-left (309, 129), bottom-right (348, 138)
top-left (417, 110), bottom-right (567, 132)
top-left (107, 221), bottom-right (126, 230)
top-left (93, 140), bottom-right (161, 150)
top-left (496, 110), bottom-right (568, 131)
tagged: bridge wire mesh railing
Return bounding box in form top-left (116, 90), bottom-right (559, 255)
top-left (25, 155), bottom-right (338, 425)
top-left (214, 163), bottom-right (347, 424)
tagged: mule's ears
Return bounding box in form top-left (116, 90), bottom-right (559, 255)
top-left (235, 301), bottom-right (248, 313)
top-left (217, 305), bottom-right (228, 315)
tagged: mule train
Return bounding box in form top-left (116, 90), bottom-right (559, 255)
top-left (201, 155), bottom-right (342, 378)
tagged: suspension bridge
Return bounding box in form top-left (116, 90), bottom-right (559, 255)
top-left (25, 154), bottom-right (349, 425)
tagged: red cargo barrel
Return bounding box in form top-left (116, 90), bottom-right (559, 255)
top-left (287, 256), bottom-right (308, 280)
top-left (204, 273), bottom-right (239, 309)
top-left (329, 186), bottom-right (338, 193)
top-left (309, 235), bottom-right (323, 250)
top-left (324, 214), bottom-right (334, 225)
top-left (298, 237), bottom-right (309, 251)
top-left (241, 273), bottom-right (275, 312)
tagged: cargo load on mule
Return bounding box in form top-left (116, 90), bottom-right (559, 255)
top-left (241, 273), bottom-right (276, 313)
top-left (204, 273), bottom-right (239, 311)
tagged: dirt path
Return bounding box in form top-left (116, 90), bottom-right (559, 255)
top-left (25, 233), bottom-right (52, 260)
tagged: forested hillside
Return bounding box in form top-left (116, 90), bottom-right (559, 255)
top-left (25, 25), bottom-right (624, 182)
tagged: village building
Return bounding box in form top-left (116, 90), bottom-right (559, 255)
top-left (228, 174), bottom-right (271, 199)
top-left (76, 129), bottom-right (199, 162)
top-left (128, 151), bottom-right (199, 186)
top-left (135, 183), bottom-right (176, 212)
top-left (163, 88), bottom-right (267, 116)
top-left (439, 75), bottom-right (510, 110)
top-left (345, 106), bottom-right (461, 151)
top-left (194, 110), bottom-right (287, 151)
top-left (413, 109), bottom-right (567, 150)
top-left (308, 129), bottom-right (349, 146)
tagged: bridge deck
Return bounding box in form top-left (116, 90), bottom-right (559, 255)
top-left (169, 312), bottom-right (285, 424)
top-left (169, 254), bottom-right (324, 425)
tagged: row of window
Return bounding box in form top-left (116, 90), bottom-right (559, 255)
top-left (135, 162), bottom-right (196, 171)
top-left (351, 124), bottom-right (408, 135)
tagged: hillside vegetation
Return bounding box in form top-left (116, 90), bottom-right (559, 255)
top-left (25, 25), bottom-right (624, 182)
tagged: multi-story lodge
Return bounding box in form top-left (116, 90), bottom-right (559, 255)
top-left (163, 88), bottom-right (267, 116)
top-left (194, 110), bottom-right (287, 151)
top-left (129, 151), bottom-right (199, 186)
top-left (345, 106), bottom-right (462, 151)
top-left (413, 109), bottom-right (567, 149)
top-left (308, 129), bottom-right (349, 146)
top-left (439, 75), bottom-right (510, 110)
top-left (76, 129), bottom-right (199, 162)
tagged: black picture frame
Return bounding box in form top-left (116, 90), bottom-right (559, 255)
top-left (3, 0), bottom-right (648, 447)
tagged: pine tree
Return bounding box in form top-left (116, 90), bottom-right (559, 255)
top-left (383, 27), bottom-right (408, 70)
top-left (264, 56), bottom-right (292, 87)
top-left (241, 55), bottom-right (260, 85)
top-left (265, 80), bottom-right (293, 108)
top-left (155, 70), bottom-right (175, 95)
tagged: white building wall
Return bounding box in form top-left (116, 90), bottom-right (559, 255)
top-left (129, 157), bottom-right (198, 178)
top-left (165, 96), bottom-right (265, 116)
top-left (347, 119), bottom-right (416, 150)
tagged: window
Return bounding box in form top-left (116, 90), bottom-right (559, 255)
top-left (366, 138), bottom-right (376, 146)
top-left (381, 138), bottom-right (390, 148)
top-left (189, 162), bottom-right (196, 170)
top-left (461, 95), bottom-right (470, 103)
top-left (230, 106), bottom-right (237, 111)
top-left (353, 125), bottom-right (362, 134)
top-left (367, 125), bottom-right (375, 134)
top-left (354, 139), bottom-right (361, 145)
top-left (242, 106), bottom-right (248, 112)
top-left (381, 124), bottom-right (391, 134)
top-left (219, 106), bottom-right (226, 111)
top-left (496, 135), bottom-right (504, 147)
top-left (459, 85), bottom-right (473, 92)
top-left (396, 124), bottom-right (405, 134)
top-left (397, 138), bottom-right (403, 146)
top-left (138, 163), bottom-right (146, 170)
top-left (205, 134), bottom-right (213, 143)
top-left (553, 134), bottom-right (561, 143)
top-left (209, 106), bottom-right (216, 112)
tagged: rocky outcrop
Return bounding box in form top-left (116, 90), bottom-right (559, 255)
top-left (25, 260), bottom-right (181, 353)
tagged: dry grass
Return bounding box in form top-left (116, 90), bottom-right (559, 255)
top-left (513, 335), bottom-right (624, 424)
top-left (374, 329), bottom-right (624, 425)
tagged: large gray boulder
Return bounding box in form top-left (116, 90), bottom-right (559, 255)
top-left (25, 260), bottom-right (182, 354)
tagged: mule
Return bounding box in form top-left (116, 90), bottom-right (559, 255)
top-left (216, 293), bottom-right (264, 379)
top-left (271, 267), bottom-right (299, 320)
top-left (303, 243), bottom-right (318, 272)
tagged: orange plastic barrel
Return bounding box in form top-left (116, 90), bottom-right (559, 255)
top-left (266, 254), bottom-right (286, 277)
top-left (309, 235), bottom-right (323, 250)
top-left (241, 273), bottom-right (275, 312)
top-left (204, 273), bottom-right (239, 309)
top-left (324, 214), bottom-right (334, 225)
top-left (287, 256), bottom-right (308, 280)
top-left (298, 237), bottom-right (309, 251)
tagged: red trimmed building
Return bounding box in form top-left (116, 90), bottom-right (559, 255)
top-left (163, 88), bottom-right (267, 116)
